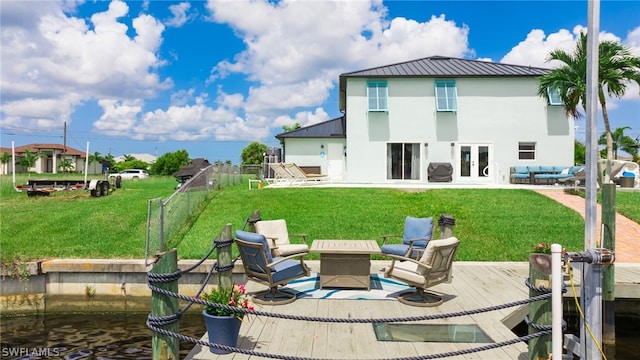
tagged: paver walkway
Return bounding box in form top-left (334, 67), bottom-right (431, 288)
top-left (536, 189), bottom-right (640, 263)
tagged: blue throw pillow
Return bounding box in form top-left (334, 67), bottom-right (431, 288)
top-left (403, 216), bottom-right (433, 247)
top-left (236, 230), bottom-right (272, 263)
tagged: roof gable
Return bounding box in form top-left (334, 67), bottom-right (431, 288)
top-left (3, 143), bottom-right (86, 157)
top-left (175, 158), bottom-right (211, 177)
top-left (276, 117), bottom-right (345, 139)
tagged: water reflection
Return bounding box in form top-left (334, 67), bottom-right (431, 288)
top-left (0, 312), bottom-right (205, 359)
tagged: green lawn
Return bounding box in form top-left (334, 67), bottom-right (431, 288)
top-left (2, 174), bottom-right (637, 264)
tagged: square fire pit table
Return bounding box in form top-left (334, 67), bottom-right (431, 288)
top-left (310, 240), bottom-right (381, 290)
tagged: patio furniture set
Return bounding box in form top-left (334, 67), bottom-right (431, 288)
top-left (509, 165), bottom-right (585, 185)
top-left (234, 213), bottom-right (459, 307)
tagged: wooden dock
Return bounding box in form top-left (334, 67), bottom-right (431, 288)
top-left (186, 261), bottom-right (640, 360)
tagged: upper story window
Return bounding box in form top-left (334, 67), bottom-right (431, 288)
top-left (435, 80), bottom-right (458, 111)
top-left (367, 80), bottom-right (388, 111)
top-left (518, 142), bottom-right (536, 160)
top-left (547, 86), bottom-right (563, 105)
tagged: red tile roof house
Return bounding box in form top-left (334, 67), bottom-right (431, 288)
top-left (0, 143), bottom-right (101, 175)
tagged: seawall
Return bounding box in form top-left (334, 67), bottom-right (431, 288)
top-left (0, 259), bottom-right (246, 314)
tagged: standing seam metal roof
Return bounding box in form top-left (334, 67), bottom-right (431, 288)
top-left (275, 117), bottom-right (345, 139)
top-left (338, 56), bottom-right (551, 111)
top-left (340, 56), bottom-right (551, 78)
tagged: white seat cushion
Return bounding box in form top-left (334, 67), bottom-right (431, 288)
top-left (276, 244), bottom-right (309, 256)
top-left (255, 219), bottom-right (290, 248)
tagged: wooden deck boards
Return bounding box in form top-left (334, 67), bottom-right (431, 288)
top-left (186, 261), bottom-right (639, 360)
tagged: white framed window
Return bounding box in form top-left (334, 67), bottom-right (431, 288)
top-left (518, 142), bottom-right (536, 160)
top-left (367, 80), bottom-right (388, 111)
top-left (387, 143), bottom-right (420, 180)
top-left (547, 87), bottom-right (563, 105)
top-left (435, 80), bottom-right (458, 111)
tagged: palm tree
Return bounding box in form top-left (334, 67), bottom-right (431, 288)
top-left (0, 151), bottom-right (11, 175)
top-left (58, 159), bottom-right (74, 173)
top-left (537, 32), bottom-right (640, 166)
top-left (88, 151), bottom-right (104, 164)
top-left (18, 148), bottom-right (39, 171)
top-left (598, 126), bottom-right (635, 159)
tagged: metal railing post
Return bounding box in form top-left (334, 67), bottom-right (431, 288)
top-left (551, 244), bottom-right (563, 360)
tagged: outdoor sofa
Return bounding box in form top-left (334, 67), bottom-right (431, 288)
top-left (510, 165), bottom-right (585, 185)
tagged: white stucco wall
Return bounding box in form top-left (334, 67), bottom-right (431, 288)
top-left (344, 77), bottom-right (574, 184)
top-left (282, 138), bottom-right (346, 177)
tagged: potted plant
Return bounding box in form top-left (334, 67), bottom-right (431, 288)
top-left (201, 283), bottom-right (253, 354)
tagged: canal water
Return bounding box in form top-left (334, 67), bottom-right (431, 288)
top-left (1, 304), bottom-right (638, 359)
top-left (0, 312), bottom-right (205, 359)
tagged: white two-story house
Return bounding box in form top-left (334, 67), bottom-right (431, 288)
top-left (277, 56), bottom-right (574, 185)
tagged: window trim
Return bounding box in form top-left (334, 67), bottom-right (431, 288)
top-left (547, 86), bottom-right (563, 105)
top-left (518, 142), bottom-right (536, 160)
top-left (367, 80), bottom-right (388, 112)
top-left (435, 80), bottom-right (458, 112)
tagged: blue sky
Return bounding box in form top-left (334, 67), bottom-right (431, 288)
top-left (1, 0), bottom-right (639, 163)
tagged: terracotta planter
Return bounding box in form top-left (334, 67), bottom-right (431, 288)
top-left (202, 310), bottom-right (242, 354)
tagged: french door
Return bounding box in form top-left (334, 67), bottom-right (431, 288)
top-left (457, 143), bottom-right (492, 182)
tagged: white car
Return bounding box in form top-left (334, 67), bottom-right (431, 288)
top-left (109, 169), bottom-right (150, 181)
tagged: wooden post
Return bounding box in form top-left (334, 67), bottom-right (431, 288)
top-left (528, 253), bottom-right (552, 360)
top-left (151, 249), bottom-right (179, 360)
top-left (602, 183), bottom-right (616, 358)
top-left (246, 210), bottom-right (261, 232)
top-left (217, 224), bottom-right (233, 290)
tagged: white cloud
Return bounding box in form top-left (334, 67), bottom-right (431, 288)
top-left (501, 28), bottom-right (578, 68)
top-left (165, 2), bottom-right (193, 28)
top-left (206, 0), bottom-right (472, 115)
top-left (626, 26), bottom-right (640, 54)
top-left (0, 0), bottom-right (170, 132)
top-left (3, 0), bottom-right (636, 148)
top-left (94, 99), bottom-right (143, 133)
top-left (215, 89), bottom-right (244, 109)
top-left (273, 108), bottom-right (330, 129)
top-left (170, 89), bottom-right (195, 107)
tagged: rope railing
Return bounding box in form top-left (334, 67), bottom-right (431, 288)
top-left (146, 318), bottom-right (552, 360)
top-left (147, 236), bottom-right (564, 359)
top-left (147, 281), bottom-right (552, 324)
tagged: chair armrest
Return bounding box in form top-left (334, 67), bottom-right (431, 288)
top-left (404, 237), bottom-right (429, 245)
top-left (264, 235), bottom-right (278, 248)
top-left (403, 237), bottom-right (430, 259)
top-left (384, 255), bottom-right (432, 275)
top-left (411, 248), bottom-right (425, 258)
top-left (268, 252), bottom-right (306, 266)
top-left (291, 233), bottom-right (308, 245)
top-left (380, 234), bottom-right (402, 245)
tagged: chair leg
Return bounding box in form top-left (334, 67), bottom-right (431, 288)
top-left (251, 286), bottom-right (297, 305)
top-left (397, 288), bottom-right (444, 307)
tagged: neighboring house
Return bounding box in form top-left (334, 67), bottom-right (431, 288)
top-left (0, 143), bottom-right (94, 175)
top-left (175, 158), bottom-right (211, 184)
top-left (275, 117), bottom-right (346, 180)
top-left (277, 56), bottom-right (574, 185)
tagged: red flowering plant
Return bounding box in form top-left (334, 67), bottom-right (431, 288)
top-left (202, 284), bottom-right (254, 320)
top-left (531, 242), bottom-right (567, 255)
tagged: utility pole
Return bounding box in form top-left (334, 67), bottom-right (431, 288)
top-left (583, 0), bottom-right (602, 358)
top-left (63, 121), bottom-right (67, 155)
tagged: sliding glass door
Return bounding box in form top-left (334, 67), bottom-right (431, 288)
top-left (387, 143), bottom-right (420, 180)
